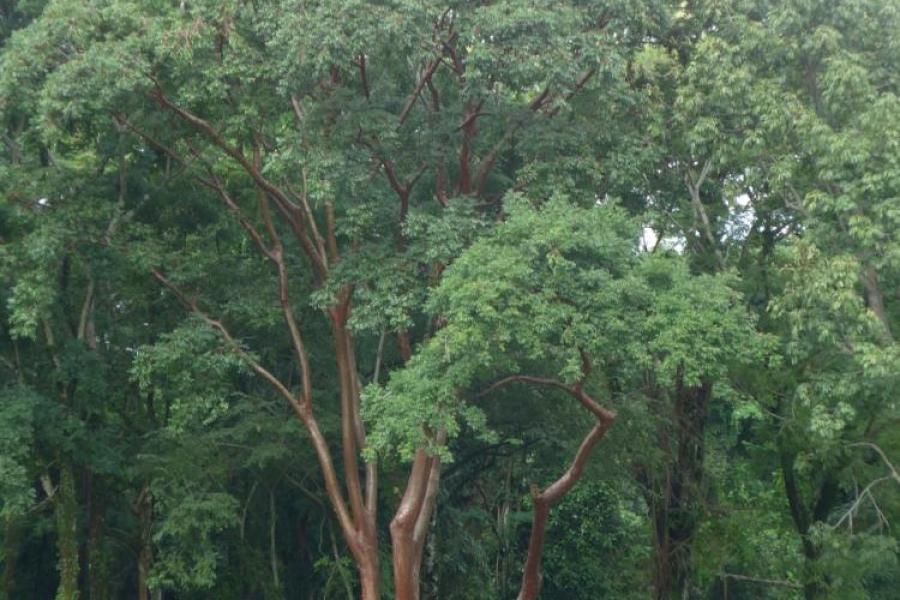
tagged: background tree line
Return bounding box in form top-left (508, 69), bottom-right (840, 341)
top-left (0, 0), bottom-right (898, 598)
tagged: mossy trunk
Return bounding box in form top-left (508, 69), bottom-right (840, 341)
top-left (2, 515), bottom-right (23, 600)
top-left (55, 463), bottom-right (80, 600)
top-left (651, 378), bottom-right (712, 600)
top-left (87, 483), bottom-right (108, 600)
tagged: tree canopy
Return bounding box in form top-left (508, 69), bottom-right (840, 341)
top-left (1, 1), bottom-right (898, 599)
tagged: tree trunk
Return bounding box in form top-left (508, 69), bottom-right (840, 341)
top-left (136, 488), bottom-right (153, 600)
top-left (420, 509), bottom-right (439, 600)
top-left (652, 498), bottom-right (674, 600)
top-left (779, 450), bottom-right (839, 600)
top-left (358, 553), bottom-right (380, 600)
top-left (137, 543), bottom-right (150, 600)
top-left (392, 541), bottom-right (421, 600)
top-left (87, 497), bottom-right (108, 600)
top-left (391, 447), bottom-right (443, 600)
top-left (2, 516), bottom-right (23, 600)
top-left (329, 305), bottom-right (381, 600)
top-left (83, 472), bottom-right (108, 600)
top-left (268, 489), bottom-right (280, 593)
top-left (860, 265), bottom-right (893, 341)
top-left (54, 463), bottom-right (80, 600)
top-left (517, 418), bottom-right (614, 600)
top-left (651, 378), bottom-right (712, 600)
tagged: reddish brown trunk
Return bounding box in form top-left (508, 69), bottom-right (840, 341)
top-left (516, 418), bottom-right (614, 600)
top-left (391, 444), bottom-right (443, 600)
top-left (328, 302), bottom-right (381, 598)
top-left (146, 92), bottom-right (390, 600)
top-left (455, 102), bottom-right (483, 195)
top-left (358, 552), bottom-right (380, 600)
top-left (474, 374), bottom-right (616, 600)
top-left (652, 505), bottom-right (674, 600)
top-left (398, 330), bottom-right (413, 362)
top-left (392, 539), bottom-right (421, 600)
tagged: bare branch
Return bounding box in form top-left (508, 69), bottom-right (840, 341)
top-left (474, 69), bottom-right (597, 195)
top-left (399, 58), bottom-right (442, 125)
top-left (253, 141), bottom-right (314, 405)
top-left (372, 330), bottom-right (387, 385)
top-left (150, 269), bottom-right (297, 410)
top-left (833, 443), bottom-right (899, 532)
top-left (517, 420), bottom-right (613, 600)
top-left (146, 84), bottom-right (327, 277)
top-left (547, 68), bottom-right (597, 117)
top-left (475, 368), bottom-right (616, 600)
top-left (849, 442), bottom-right (900, 483)
top-left (476, 375), bottom-right (616, 422)
top-left (685, 158), bottom-right (725, 270)
top-left (718, 572), bottom-right (801, 589)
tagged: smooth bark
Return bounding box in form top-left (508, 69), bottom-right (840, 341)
top-left (517, 419), bottom-right (614, 600)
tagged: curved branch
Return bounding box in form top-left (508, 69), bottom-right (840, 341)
top-left (476, 375), bottom-right (615, 422)
top-left (476, 370), bottom-right (616, 600)
top-left (517, 419), bottom-right (614, 600)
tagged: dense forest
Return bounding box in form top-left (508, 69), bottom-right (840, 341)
top-left (1, 1), bottom-right (898, 599)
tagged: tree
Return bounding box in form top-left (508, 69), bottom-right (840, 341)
top-left (1, 1), bottom-right (633, 597)
top-left (3, 1), bottom-right (899, 599)
top-left (371, 194), bottom-right (761, 599)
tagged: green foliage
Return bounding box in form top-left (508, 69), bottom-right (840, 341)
top-left (2, 0), bottom-right (899, 598)
top-left (542, 481), bottom-right (649, 599)
top-left (0, 386), bottom-right (38, 518)
top-left (365, 194), bottom-right (639, 460)
top-left (149, 491), bottom-right (239, 591)
top-left (807, 525), bottom-right (899, 600)
top-left (131, 318), bottom-right (248, 432)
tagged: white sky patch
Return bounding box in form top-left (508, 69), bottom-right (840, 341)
top-left (722, 192), bottom-right (755, 242)
top-left (640, 226), bottom-right (657, 251)
top-left (640, 226), bottom-right (686, 254)
top-left (638, 188), bottom-right (755, 255)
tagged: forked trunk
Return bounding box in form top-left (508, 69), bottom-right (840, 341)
top-left (390, 447), bottom-right (443, 600)
top-left (329, 305), bottom-right (382, 599)
top-left (472, 375), bottom-right (615, 600)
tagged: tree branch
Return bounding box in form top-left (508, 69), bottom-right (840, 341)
top-left (357, 54), bottom-right (370, 100)
top-left (685, 158), bottom-right (724, 270)
top-left (253, 141), bottom-right (313, 405)
top-left (151, 269), bottom-right (360, 549)
top-left (146, 83), bottom-right (328, 277)
top-left (476, 375), bottom-right (615, 422)
top-left (718, 572), bottom-right (801, 589)
top-left (399, 58), bottom-right (443, 125)
top-left (476, 371), bottom-right (616, 600)
top-left (517, 420), bottom-right (613, 600)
